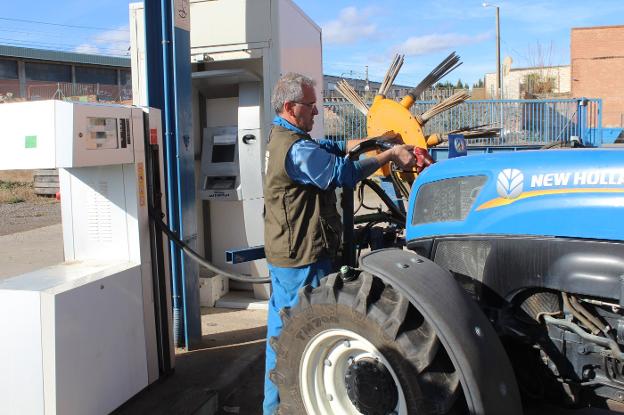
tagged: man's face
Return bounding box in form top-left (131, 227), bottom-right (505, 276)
top-left (286, 84), bottom-right (318, 133)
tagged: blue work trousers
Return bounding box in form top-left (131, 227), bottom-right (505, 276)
top-left (263, 258), bottom-right (333, 415)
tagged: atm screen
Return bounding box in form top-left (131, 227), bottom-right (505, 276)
top-left (212, 144), bottom-right (236, 163)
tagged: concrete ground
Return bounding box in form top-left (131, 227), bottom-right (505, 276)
top-left (114, 307), bottom-right (267, 415)
top-left (0, 223), bottom-right (64, 280)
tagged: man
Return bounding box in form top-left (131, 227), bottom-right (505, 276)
top-left (262, 72), bottom-right (415, 414)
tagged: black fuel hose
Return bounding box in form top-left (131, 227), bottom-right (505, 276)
top-left (150, 210), bottom-right (271, 284)
top-left (360, 178), bottom-right (407, 224)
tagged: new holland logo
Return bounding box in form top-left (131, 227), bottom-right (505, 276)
top-left (497, 169), bottom-right (524, 199)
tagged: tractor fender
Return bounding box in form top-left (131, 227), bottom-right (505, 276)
top-left (359, 248), bottom-right (522, 415)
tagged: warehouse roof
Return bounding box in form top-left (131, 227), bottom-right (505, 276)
top-left (0, 44), bottom-right (130, 68)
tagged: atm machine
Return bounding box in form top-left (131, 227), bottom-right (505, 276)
top-left (0, 100), bottom-right (172, 415)
top-left (130, 0), bottom-right (323, 307)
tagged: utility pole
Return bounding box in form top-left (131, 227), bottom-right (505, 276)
top-left (495, 5), bottom-right (501, 98)
top-left (483, 2), bottom-right (501, 99)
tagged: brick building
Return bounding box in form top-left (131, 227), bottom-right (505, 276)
top-left (571, 25), bottom-right (624, 128)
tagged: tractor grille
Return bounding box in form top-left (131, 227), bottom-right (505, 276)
top-left (434, 240), bottom-right (491, 282)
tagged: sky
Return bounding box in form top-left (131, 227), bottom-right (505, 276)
top-left (1, 0), bottom-right (623, 87)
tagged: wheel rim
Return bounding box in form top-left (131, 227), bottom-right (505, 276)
top-left (299, 328), bottom-right (408, 415)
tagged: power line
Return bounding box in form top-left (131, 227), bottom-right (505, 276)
top-left (0, 36), bottom-right (128, 52)
top-left (0, 38), bottom-right (129, 56)
top-left (0, 27), bottom-right (76, 38)
top-left (0, 17), bottom-right (129, 32)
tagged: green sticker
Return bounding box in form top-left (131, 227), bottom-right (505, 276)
top-left (25, 136), bottom-right (37, 148)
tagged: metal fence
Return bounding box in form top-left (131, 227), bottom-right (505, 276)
top-left (26, 81), bottom-right (132, 102)
top-left (323, 98), bottom-right (603, 146)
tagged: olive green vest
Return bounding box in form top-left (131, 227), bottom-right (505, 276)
top-left (263, 125), bottom-right (343, 267)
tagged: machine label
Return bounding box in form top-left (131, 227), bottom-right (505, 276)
top-left (25, 135), bottom-right (37, 148)
top-left (150, 128), bottom-right (158, 145)
top-left (174, 0), bottom-right (190, 31)
top-left (478, 167), bottom-right (624, 210)
top-left (137, 163), bottom-right (146, 207)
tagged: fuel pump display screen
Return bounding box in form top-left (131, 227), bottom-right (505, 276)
top-left (86, 117), bottom-right (118, 150)
top-left (211, 144), bottom-right (236, 163)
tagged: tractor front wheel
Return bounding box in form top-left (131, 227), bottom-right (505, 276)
top-left (271, 271), bottom-right (467, 415)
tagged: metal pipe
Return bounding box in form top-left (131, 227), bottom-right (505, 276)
top-left (562, 292), bottom-right (600, 335)
top-left (543, 315), bottom-right (624, 361)
top-left (569, 294), bottom-right (610, 336)
top-left (159, 0), bottom-right (185, 348)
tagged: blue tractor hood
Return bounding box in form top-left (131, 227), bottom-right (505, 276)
top-left (406, 148), bottom-right (624, 242)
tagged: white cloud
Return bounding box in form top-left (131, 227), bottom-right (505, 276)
top-left (323, 6), bottom-right (378, 45)
top-left (395, 32), bottom-right (491, 56)
top-left (73, 26), bottom-right (129, 56)
top-left (74, 44), bottom-right (100, 55)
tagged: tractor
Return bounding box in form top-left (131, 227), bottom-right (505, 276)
top-left (270, 53), bottom-right (624, 414)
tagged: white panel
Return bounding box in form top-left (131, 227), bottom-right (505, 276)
top-left (189, 0), bottom-right (271, 48)
top-left (55, 100), bottom-right (76, 167)
top-left (72, 104), bottom-right (135, 167)
top-left (206, 97), bottom-right (239, 128)
top-left (238, 82), bottom-right (263, 200)
top-left (59, 168), bottom-right (76, 261)
top-left (53, 266), bottom-right (148, 415)
top-left (0, 290), bottom-right (44, 415)
top-left (276, 0), bottom-right (324, 138)
top-left (130, 3), bottom-right (148, 106)
top-left (66, 165), bottom-right (131, 261)
top-left (0, 101), bottom-right (57, 170)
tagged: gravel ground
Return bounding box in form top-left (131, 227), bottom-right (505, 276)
top-left (0, 199), bottom-right (61, 236)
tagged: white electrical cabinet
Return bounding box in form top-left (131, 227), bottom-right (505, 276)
top-left (0, 262), bottom-right (147, 415)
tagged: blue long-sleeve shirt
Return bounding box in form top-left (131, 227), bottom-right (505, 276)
top-left (273, 116), bottom-right (378, 190)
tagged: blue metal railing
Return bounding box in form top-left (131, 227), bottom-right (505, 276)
top-left (323, 98), bottom-right (603, 146)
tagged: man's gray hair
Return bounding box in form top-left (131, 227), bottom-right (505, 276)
top-left (271, 72), bottom-right (316, 114)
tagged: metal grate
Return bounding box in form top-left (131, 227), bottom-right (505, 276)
top-left (434, 240), bottom-right (492, 282)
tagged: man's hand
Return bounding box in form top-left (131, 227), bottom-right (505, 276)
top-left (373, 144), bottom-right (416, 171)
top-left (390, 144), bottom-right (416, 170)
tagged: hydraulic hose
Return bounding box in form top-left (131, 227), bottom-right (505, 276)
top-left (150, 211), bottom-right (271, 284)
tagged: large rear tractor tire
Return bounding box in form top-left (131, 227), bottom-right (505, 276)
top-left (270, 271), bottom-right (467, 415)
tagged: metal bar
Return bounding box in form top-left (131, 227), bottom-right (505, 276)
top-left (226, 246), bottom-right (266, 264)
top-left (170, 0), bottom-right (201, 350)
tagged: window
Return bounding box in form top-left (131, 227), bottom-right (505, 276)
top-left (25, 62), bottom-right (71, 82)
top-left (119, 70), bottom-right (132, 86)
top-left (0, 60), bottom-right (18, 79)
top-left (75, 66), bottom-right (117, 85)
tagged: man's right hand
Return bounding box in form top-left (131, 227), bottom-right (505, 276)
top-left (390, 144), bottom-right (416, 170)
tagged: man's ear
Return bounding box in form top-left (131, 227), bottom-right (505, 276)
top-left (283, 101), bottom-right (296, 116)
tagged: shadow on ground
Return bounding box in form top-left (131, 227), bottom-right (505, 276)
top-left (113, 308), bottom-right (267, 415)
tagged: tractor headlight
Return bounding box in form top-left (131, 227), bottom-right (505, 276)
top-left (412, 175), bottom-right (487, 225)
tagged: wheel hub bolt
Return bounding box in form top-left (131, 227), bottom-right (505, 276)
top-left (324, 359), bottom-right (332, 367)
top-left (343, 340), bottom-right (351, 348)
top-left (327, 394), bottom-right (334, 401)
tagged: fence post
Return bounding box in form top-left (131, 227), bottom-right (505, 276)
top-left (577, 97), bottom-right (588, 143)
